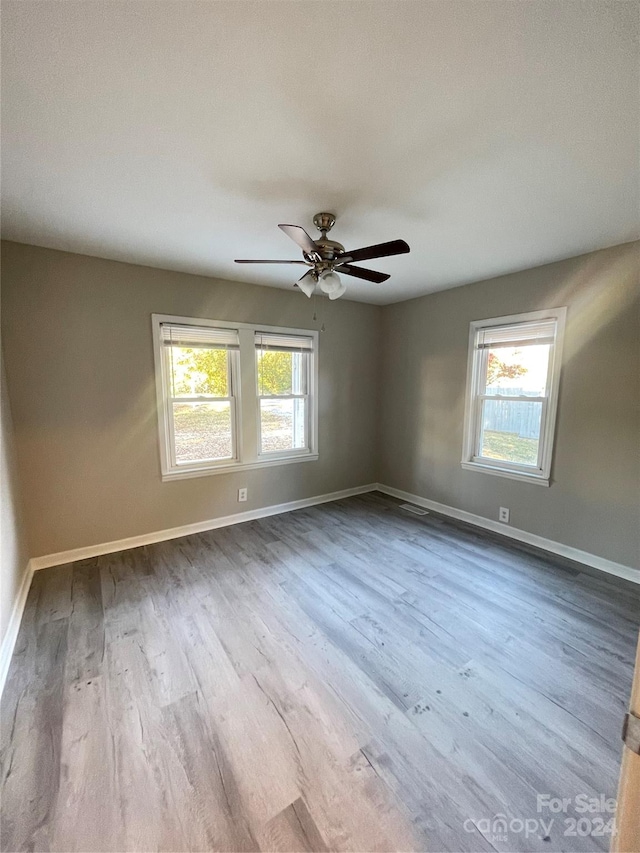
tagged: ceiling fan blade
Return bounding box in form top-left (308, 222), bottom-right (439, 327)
top-left (278, 224), bottom-right (319, 255)
top-left (234, 259), bottom-right (308, 264)
top-left (338, 239), bottom-right (410, 264)
top-left (334, 264), bottom-right (390, 284)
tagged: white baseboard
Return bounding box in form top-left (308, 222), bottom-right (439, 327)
top-left (29, 483), bottom-right (379, 571)
top-left (376, 483), bottom-right (640, 586)
top-left (28, 481), bottom-right (640, 583)
top-left (3, 480), bottom-right (636, 700)
top-left (0, 560), bottom-right (34, 697)
top-left (2, 483), bottom-right (377, 699)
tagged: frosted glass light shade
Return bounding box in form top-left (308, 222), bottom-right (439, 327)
top-left (328, 279), bottom-right (347, 300)
top-left (319, 271), bottom-right (345, 300)
top-left (319, 271), bottom-right (340, 293)
top-left (298, 275), bottom-right (316, 298)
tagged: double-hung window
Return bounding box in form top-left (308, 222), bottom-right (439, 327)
top-left (157, 323), bottom-right (239, 469)
top-left (461, 308), bottom-right (566, 485)
top-left (153, 315), bottom-right (318, 479)
top-left (255, 333), bottom-right (312, 456)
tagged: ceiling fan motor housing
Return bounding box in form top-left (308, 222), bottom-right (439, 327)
top-left (308, 213), bottom-right (344, 266)
top-left (308, 238), bottom-right (345, 263)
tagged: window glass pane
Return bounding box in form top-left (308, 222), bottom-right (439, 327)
top-left (478, 399), bottom-right (542, 466)
top-left (170, 346), bottom-right (229, 397)
top-left (483, 344), bottom-right (550, 397)
top-left (260, 398), bottom-right (306, 453)
top-left (256, 350), bottom-right (306, 396)
top-left (172, 402), bottom-right (233, 463)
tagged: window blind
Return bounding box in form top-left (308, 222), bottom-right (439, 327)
top-left (160, 323), bottom-right (239, 349)
top-left (477, 318), bottom-right (556, 349)
top-left (254, 332), bottom-right (313, 352)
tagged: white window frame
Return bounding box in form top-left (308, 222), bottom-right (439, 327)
top-left (255, 335), bottom-right (312, 460)
top-left (152, 314), bottom-right (319, 481)
top-left (461, 307), bottom-right (566, 486)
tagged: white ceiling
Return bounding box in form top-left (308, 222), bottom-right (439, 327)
top-left (2, 1), bottom-right (638, 305)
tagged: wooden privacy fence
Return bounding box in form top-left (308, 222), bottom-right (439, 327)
top-left (483, 390), bottom-right (541, 439)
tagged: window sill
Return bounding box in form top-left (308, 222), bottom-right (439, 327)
top-left (460, 460), bottom-right (550, 487)
top-left (162, 453), bottom-right (319, 482)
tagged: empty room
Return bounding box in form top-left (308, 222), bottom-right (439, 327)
top-left (1, 1), bottom-right (639, 852)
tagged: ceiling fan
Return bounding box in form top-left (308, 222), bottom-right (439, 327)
top-left (235, 212), bottom-right (410, 300)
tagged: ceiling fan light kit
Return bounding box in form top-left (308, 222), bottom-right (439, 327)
top-left (235, 213), bottom-right (410, 301)
top-left (297, 272), bottom-right (317, 299)
top-left (319, 271), bottom-right (346, 300)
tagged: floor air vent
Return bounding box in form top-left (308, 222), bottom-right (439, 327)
top-left (399, 503), bottom-right (429, 516)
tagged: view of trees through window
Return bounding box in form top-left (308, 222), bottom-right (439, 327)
top-left (257, 350), bottom-right (307, 453)
top-left (171, 347), bottom-right (229, 397)
top-left (170, 346), bottom-right (232, 463)
top-left (486, 351), bottom-right (527, 387)
top-left (169, 346), bottom-right (304, 463)
top-left (256, 350), bottom-right (297, 396)
top-left (171, 347), bottom-right (296, 398)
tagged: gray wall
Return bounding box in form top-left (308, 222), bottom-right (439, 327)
top-left (1, 242), bottom-right (381, 557)
top-left (379, 242), bottom-right (640, 568)
top-left (1, 351), bottom-right (30, 648)
top-left (2, 240), bottom-right (638, 570)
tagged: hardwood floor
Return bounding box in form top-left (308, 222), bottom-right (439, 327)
top-left (2, 492), bottom-right (638, 853)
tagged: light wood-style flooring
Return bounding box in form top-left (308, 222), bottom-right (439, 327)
top-left (2, 492), bottom-right (639, 852)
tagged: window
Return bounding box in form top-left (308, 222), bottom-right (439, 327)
top-left (157, 323), bottom-right (240, 469)
top-left (153, 316), bottom-right (318, 480)
top-left (461, 308), bottom-right (566, 486)
top-left (255, 333), bottom-right (312, 456)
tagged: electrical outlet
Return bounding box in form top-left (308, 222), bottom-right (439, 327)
top-left (499, 506), bottom-right (510, 523)
top-left (238, 488), bottom-right (248, 502)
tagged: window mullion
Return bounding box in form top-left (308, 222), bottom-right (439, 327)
top-left (238, 328), bottom-right (258, 463)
